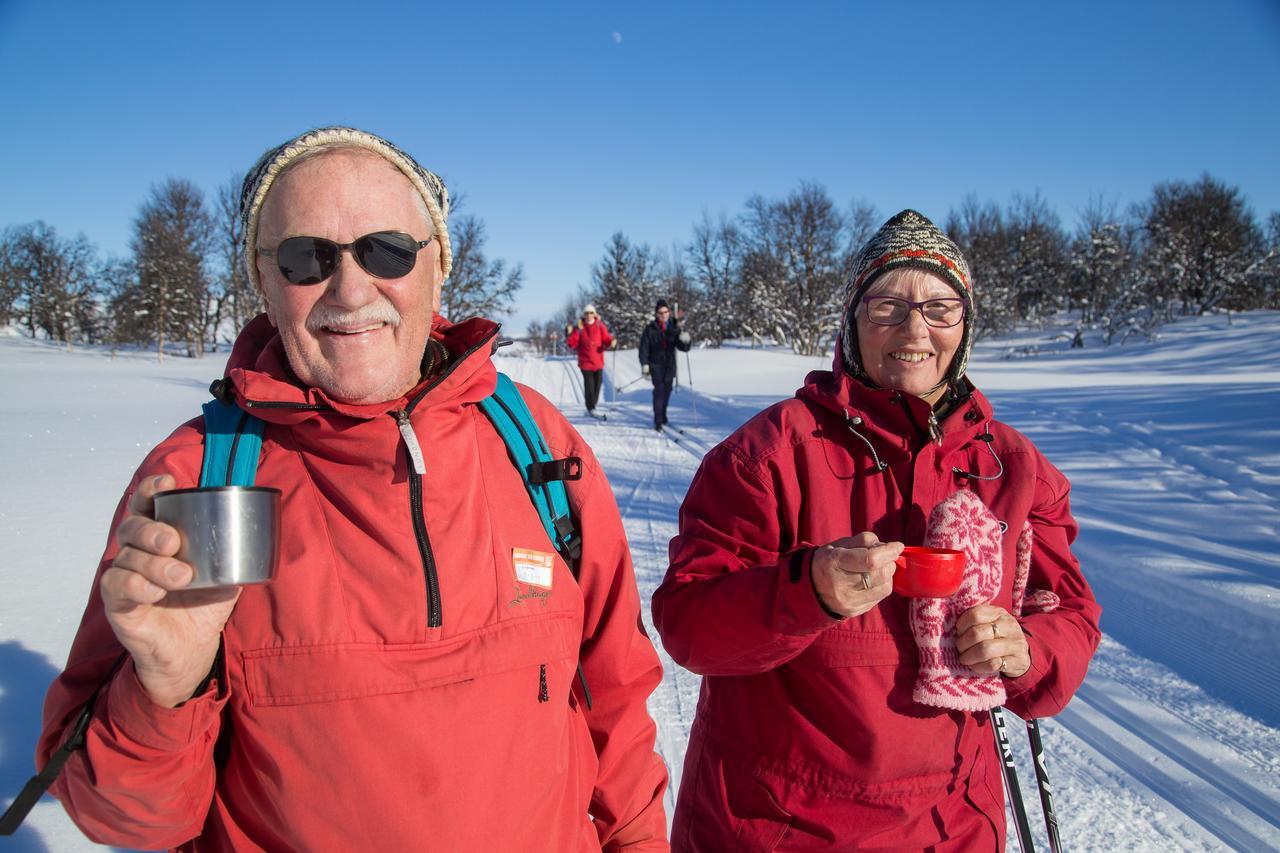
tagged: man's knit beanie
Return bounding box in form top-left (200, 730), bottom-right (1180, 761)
top-left (839, 209), bottom-right (975, 384)
top-left (239, 126), bottom-right (452, 293)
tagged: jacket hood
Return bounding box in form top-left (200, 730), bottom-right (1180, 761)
top-left (219, 313), bottom-right (501, 424)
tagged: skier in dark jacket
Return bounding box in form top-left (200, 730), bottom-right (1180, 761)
top-left (637, 299), bottom-right (691, 430)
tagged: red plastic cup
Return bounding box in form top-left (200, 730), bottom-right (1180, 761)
top-left (893, 546), bottom-right (966, 598)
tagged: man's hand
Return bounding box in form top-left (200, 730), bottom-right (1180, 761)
top-left (955, 605), bottom-right (1030, 677)
top-left (810, 533), bottom-right (902, 618)
top-left (642, 364), bottom-right (650, 376)
top-left (101, 474), bottom-right (241, 707)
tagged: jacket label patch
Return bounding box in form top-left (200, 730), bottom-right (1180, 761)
top-left (512, 548), bottom-right (554, 589)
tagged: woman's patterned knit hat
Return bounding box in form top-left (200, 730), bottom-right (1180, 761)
top-left (839, 209), bottom-right (975, 384)
top-left (239, 126), bottom-right (452, 292)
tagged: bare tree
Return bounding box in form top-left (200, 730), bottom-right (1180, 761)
top-left (687, 213), bottom-right (743, 346)
top-left (948, 196), bottom-right (1014, 337)
top-left (125, 179), bottom-right (214, 359)
top-left (588, 232), bottom-right (666, 347)
top-left (213, 172), bottom-right (258, 344)
top-left (0, 222), bottom-right (101, 349)
top-left (1007, 192), bottom-right (1069, 326)
top-left (441, 214), bottom-right (523, 322)
top-left (1140, 174), bottom-right (1262, 316)
top-left (740, 183), bottom-right (850, 356)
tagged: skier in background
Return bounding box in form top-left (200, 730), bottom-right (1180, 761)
top-left (638, 299), bottom-right (691, 431)
top-left (565, 304), bottom-right (614, 417)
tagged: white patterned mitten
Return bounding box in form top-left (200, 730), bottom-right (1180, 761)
top-left (910, 489), bottom-right (1007, 710)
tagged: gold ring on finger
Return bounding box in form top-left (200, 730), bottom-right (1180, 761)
top-left (992, 623), bottom-right (1001, 639)
top-left (861, 572), bottom-right (872, 591)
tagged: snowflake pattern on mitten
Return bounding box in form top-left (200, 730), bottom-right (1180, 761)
top-left (910, 489), bottom-right (1007, 710)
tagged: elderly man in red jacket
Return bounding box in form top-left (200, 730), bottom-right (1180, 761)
top-left (34, 127), bottom-right (668, 852)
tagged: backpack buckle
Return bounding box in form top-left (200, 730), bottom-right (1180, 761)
top-left (528, 457), bottom-right (582, 485)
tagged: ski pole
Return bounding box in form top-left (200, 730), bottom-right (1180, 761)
top-left (991, 707), bottom-right (1037, 853)
top-left (683, 346), bottom-right (697, 427)
top-left (673, 301), bottom-right (680, 390)
top-left (1026, 719), bottom-right (1062, 853)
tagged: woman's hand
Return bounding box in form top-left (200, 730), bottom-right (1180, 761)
top-left (810, 533), bottom-right (902, 618)
top-left (955, 605), bottom-right (1030, 677)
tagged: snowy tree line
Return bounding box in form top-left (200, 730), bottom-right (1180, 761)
top-left (530, 174), bottom-right (1280, 355)
top-left (0, 179), bottom-right (523, 358)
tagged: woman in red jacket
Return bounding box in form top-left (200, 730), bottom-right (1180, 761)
top-left (565, 304), bottom-right (615, 416)
top-left (652, 210), bottom-right (1100, 851)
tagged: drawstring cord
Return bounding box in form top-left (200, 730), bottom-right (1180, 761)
top-left (952, 424), bottom-right (1004, 481)
top-left (844, 411), bottom-right (888, 473)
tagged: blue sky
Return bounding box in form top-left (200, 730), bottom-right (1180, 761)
top-left (2, 0), bottom-right (1278, 334)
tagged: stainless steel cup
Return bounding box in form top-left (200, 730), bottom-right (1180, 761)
top-left (152, 486), bottom-right (281, 589)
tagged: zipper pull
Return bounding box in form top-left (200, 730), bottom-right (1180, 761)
top-left (928, 411), bottom-right (943, 446)
top-left (396, 410), bottom-right (426, 475)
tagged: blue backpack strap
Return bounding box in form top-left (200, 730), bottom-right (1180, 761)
top-left (479, 373), bottom-right (591, 708)
top-left (478, 373), bottom-right (583, 567)
top-left (200, 398), bottom-right (265, 487)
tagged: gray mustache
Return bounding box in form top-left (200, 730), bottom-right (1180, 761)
top-left (306, 301), bottom-right (402, 333)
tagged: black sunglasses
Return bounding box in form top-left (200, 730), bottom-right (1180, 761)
top-left (258, 231), bottom-right (434, 285)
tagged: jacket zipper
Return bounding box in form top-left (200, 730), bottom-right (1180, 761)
top-left (396, 409), bottom-right (441, 628)
top-left (896, 392), bottom-right (941, 447)
top-left (235, 327), bottom-right (500, 631)
top-left (392, 325), bottom-right (501, 629)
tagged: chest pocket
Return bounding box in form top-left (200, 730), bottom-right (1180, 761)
top-left (790, 613), bottom-right (917, 671)
top-left (242, 610), bottom-right (577, 707)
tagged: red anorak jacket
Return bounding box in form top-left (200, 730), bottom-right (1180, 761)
top-left (652, 357), bottom-right (1100, 851)
top-left (39, 314), bottom-right (668, 852)
top-left (566, 321), bottom-right (614, 371)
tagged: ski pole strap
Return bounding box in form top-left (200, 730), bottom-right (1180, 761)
top-left (0, 701), bottom-right (94, 835)
top-left (200, 397), bottom-right (264, 488)
top-left (0, 653), bottom-right (124, 836)
top-left (991, 706), bottom-right (1037, 853)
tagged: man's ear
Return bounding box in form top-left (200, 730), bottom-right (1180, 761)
top-left (256, 262), bottom-right (279, 327)
top-left (432, 256), bottom-right (444, 313)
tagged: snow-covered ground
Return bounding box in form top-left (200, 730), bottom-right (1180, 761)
top-left (1, 312), bottom-right (1277, 851)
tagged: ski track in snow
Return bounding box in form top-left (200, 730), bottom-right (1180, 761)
top-left (2, 313), bottom-right (1279, 852)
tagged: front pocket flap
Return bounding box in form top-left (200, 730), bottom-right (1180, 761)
top-left (243, 611), bottom-right (577, 707)
top-left (793, 626), bottom-right (916, 668)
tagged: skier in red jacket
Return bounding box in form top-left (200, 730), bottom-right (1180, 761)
top-left (565, 304), bottom-right (615, 416)
top-left (35, 127), bottom-right (668, 852)
top-left (653, 210), bottom-right (1100, 851)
